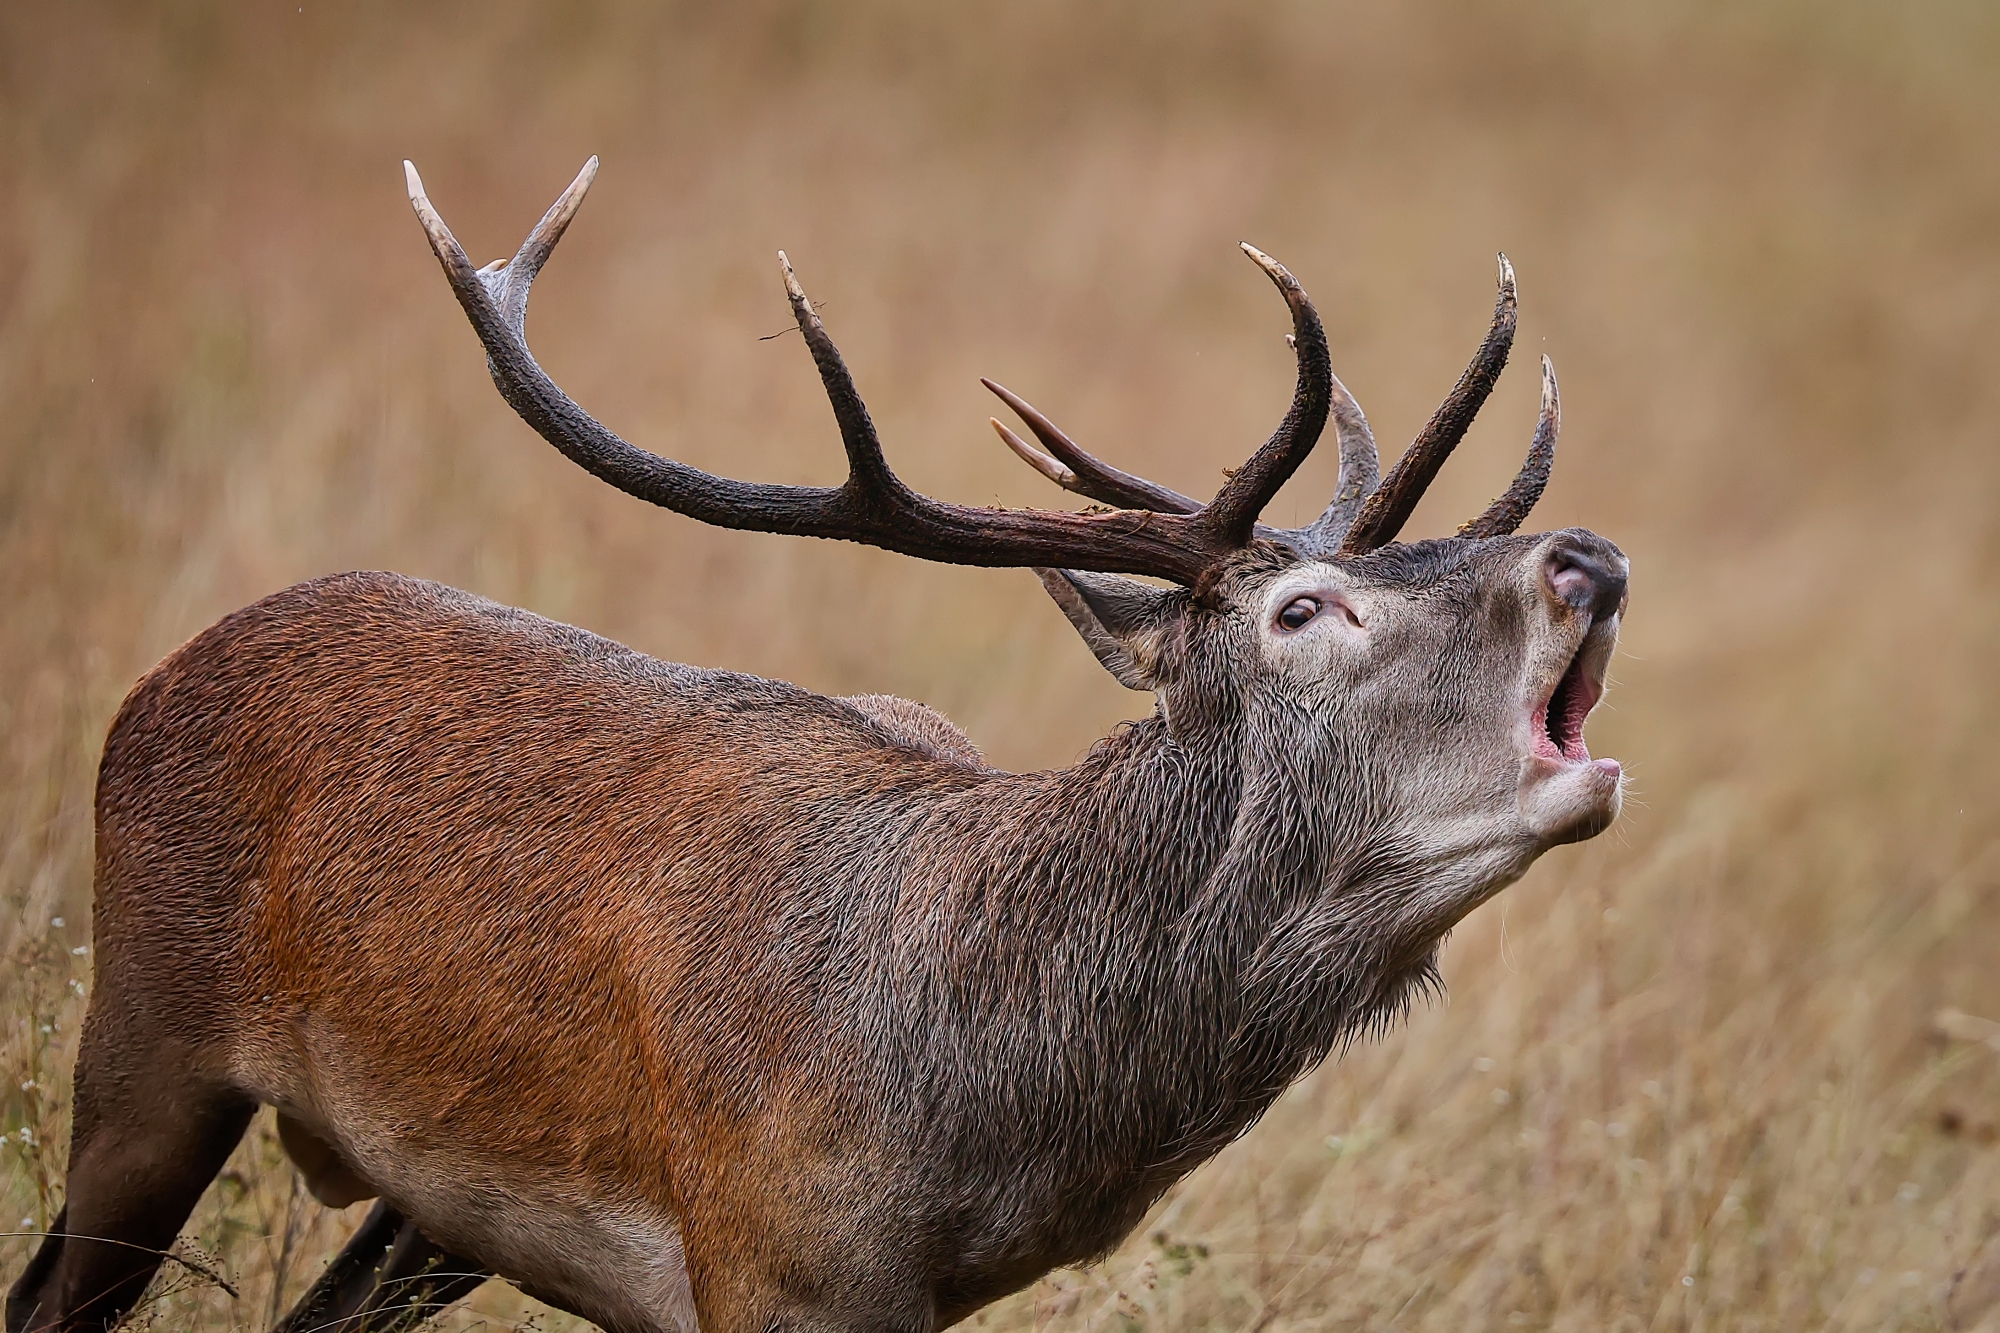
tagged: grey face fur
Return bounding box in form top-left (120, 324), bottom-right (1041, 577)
top-left (1044, 525), bottom-right (1627, 944)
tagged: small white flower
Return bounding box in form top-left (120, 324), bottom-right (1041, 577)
top-left (1491, 1087), bottom-right (1511, 1105)
top-left (1472, 1057), bottom-right (1495, 1072)
top-left (18, 1080), bottom-right (33, 1092)
top-left (1681, 1276), bottom-right (1693, 1287)
top-left (50, 917), bottom-right (63, 928)
top-left (70, 946), bottom-right (88, 956)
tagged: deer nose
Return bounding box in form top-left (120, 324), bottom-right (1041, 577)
top-left (1543, 538), bottom-right (1628, 621)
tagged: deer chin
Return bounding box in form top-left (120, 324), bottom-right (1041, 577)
top-left (1517, 620), bottom-right (1622, 843)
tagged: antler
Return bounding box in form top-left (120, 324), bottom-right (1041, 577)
top-left (981, 380), bottom-right (1201, 516)
top-left (982, 366), bottom-right (1381, 543)
top-left (406, 158), bottom-right (1340, 588)
top-left (1459, 355), bottom-right (1559, 539)
top-left (978, 244), bottom-right (1376, 548)
top-left (1205, 244), bottom-right (1333, 545)
top-left (1334, 255), bottom-right (1517, 555)
top-left (984, 253), bottom-right (1561, 557)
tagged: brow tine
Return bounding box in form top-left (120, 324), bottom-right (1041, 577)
top-left (982, 379), bottom-right (1202, 514)
top-left (990, 417), bottom-right (1078, 490)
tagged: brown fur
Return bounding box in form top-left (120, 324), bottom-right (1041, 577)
top-left (840, 696), bottom-right (985, 768)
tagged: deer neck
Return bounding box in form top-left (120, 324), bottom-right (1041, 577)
top-left (1128, 697), bottom-right (1440, 1099)
top-left (893, 694), bottom-right (1440, 1181)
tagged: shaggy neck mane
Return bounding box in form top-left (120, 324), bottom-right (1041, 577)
top-left (847, 690), bottom-right (1444, 1244)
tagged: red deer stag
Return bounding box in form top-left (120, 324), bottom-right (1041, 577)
top-left (8, 157), bottom-right (1628, 1333)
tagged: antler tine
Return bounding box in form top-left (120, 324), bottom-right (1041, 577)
top-left (1320, 372), bottom-right (1382, 537)
top-left (408, 157), bottom-right (828, 526)
top-left (1200, 244), bottom-right (1333, 546)
top-left (1459, 355), bottom-right (1559, 539)
top-left (981, 378), bottom-right (1201, 515)
top-left (1276, 367), bottom-right (1380, 554)
top-left (1337, 254), bottom-right (1518, 557)
top-left (409, 158), bottom-right (1232, 584)
top-left (989, 416), bottom-right (1077, 490)
top-left (406, 158), bottom-right (598, 332)
top-left (778, 251), bottom-right (906, 499)
top-left (976, 250), bottom-right (1373, 555)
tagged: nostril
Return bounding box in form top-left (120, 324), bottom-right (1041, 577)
top-left (1545, 551), bottom-right (1627, 619)
top-left (1547, 558), bottom-right (1593, 605)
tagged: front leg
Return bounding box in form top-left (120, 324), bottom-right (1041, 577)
top-left (269, 1201), bottom-right (489, 1333)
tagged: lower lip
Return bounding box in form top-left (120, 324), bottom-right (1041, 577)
top-left (1529, 752), bottom-right (1621, 780)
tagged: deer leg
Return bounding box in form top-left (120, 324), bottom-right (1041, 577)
top-left (269, 1201), bottom-right (489, 1333)
top-left (3, 1206), bottom-right (68, 1333)
top-left (5, 1072), bottom-right (253, 1333)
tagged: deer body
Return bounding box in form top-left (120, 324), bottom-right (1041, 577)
top-left (8, 158), bottom-right (1629, 1333)
top-left (87, 566), bottom-right (1453, 1331)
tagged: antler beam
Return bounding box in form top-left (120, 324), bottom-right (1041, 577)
top-left (406, 159), bottom-right (1345, 588)
top-left (412, 157), bottom-right (1564, 583)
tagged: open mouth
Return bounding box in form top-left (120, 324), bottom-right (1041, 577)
top-left (1530, 636), bottom-right (1606, 765)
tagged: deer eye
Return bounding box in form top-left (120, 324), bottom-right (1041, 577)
top-left (1276, 597), bottom-right (1319, 631)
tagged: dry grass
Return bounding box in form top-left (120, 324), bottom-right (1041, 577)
top-left (5, 1), bottom-right (2000, 1329)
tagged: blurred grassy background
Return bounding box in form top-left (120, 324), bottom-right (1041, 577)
top-left (4, 1), bottom-right (2000, 1329)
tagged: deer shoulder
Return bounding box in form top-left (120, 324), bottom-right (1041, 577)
top-left (840, 694), bottom-right (985, 768)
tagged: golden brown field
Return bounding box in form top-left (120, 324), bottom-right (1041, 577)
top-left (4, 2), bottom-right (2000, 1329)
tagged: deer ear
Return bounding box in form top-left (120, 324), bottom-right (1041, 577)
top-left (1036, 569), bottom-right (1173, 691)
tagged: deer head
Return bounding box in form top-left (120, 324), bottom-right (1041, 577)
top-left (405, 155), bottom-right (1625, 942)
